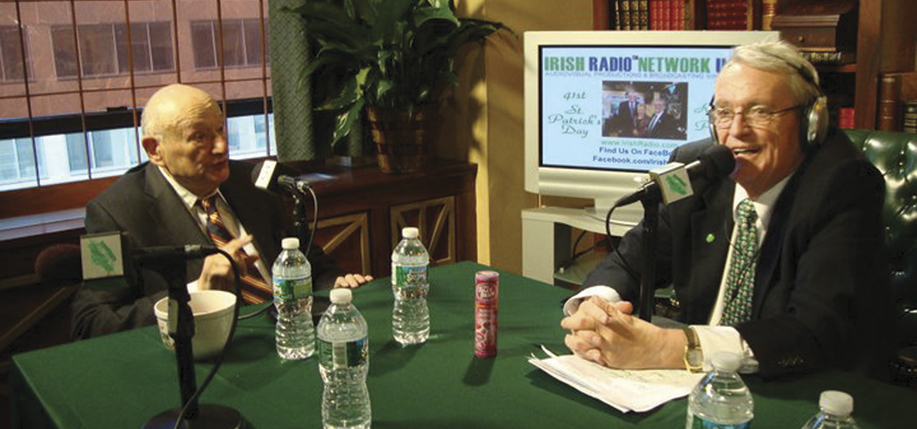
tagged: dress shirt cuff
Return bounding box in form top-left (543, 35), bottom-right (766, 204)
top-left (563, 286), bottom-right (622, 316)
top-left (187, 280), bottom-right (200, 294)
top-left (692, 325), bottom-right (759, 374)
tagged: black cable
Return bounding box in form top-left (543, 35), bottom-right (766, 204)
top-left (237, 301), bottom-right (271, 320)
top-left (604, 201), bottom-right (641, 283)
top-left (240, 186), bottom-right (318, 322)
top-left (558, 230), bottom-right (588, 270)
top-left (304, 185), bottom-right (319, 260)
top-left (171, 248), bottom-right (242, 429)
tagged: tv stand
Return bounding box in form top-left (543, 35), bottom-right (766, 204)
top-left (521, 205), bottom-right (642, 285)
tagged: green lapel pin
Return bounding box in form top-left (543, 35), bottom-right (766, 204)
top-left (706, 233), bottom-right (715, 243)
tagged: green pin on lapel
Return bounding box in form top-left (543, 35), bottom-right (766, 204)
top-left (706, 233), bottom-right (715, 243)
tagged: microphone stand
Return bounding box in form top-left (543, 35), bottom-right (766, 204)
top-left (638, 196), bottom-right (660, 322)
top-left (291, 188), bottom-right (311, 254)
top-left (139, 254), bottom-right (244, 429)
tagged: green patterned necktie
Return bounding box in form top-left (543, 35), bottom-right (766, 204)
top-left (720, 199), bottom-right (759, 326)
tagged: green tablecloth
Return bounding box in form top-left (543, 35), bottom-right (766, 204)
top-left (11, 262), bottom-right (917, 428)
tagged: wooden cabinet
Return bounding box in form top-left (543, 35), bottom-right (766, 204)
top-left (591, 0), bottom-right (917, 130)
top-left (287, 159), bottom-right (478, 279)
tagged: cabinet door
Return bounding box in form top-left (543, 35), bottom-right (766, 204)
top-left (390, 196), bottom-right (456, 266)
top-left (314, 212), bottom-right (371, 277)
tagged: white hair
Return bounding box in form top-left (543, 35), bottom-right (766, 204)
top-left (722, 40), bottom-right (822, 106)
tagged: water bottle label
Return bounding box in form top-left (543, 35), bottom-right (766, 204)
top-left (395, 265), bottom-right (428, 297)
top-left (272, 277), bottom-right (312, 301)
top-left (318, 337), bottom-right (368, 369)
top-left (690, 417), bottom-right (750, 429)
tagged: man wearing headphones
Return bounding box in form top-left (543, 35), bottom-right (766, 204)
top-left (561, 41), bottom-right (891, 379)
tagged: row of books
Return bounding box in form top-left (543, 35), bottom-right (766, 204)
top-left (904, 101), bottom-right (917, 134)
top-left (706, 0), bottom-right (750, 30)
top-left (836, 107), bottom-right (855, 130)
top-left (611, 1), bottom-right (684, 31)
top-left (609, 0), bottom-right (755, 32)
top-left (878, 72), bottom-right (917, 132)
top-left (650, 0), bottom-right (686, 30)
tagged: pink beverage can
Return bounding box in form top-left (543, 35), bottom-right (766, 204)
top-left (474, 270), bottom-right (499, 358)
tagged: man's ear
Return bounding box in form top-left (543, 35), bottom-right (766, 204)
top-left (142, 136), bottom-right (164, 166)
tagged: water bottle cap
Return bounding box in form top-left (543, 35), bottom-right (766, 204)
top-left (281, 237), bottom-right (300, 250)
top-left (819, 390), bottom-right (854, 416)
top-left (330, 288), bottom-right (352, 304)
top-left (402, 227), bottom-right (419, 239)
top-left (709, 351), bottom-right (742, 372)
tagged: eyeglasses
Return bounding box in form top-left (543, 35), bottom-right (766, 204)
top-left (707, 104), bottom-right (803, 129)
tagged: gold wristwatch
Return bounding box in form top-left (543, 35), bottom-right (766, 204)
top-left (683, 327), bottom-right (703, 373)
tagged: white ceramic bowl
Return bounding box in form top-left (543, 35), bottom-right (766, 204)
top-left (154, 290), bottom-right (236, 360)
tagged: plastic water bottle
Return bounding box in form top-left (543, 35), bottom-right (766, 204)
top-left (391, 227), bottom-right (430, 345)
top-left (272, 237), bottom-right (314, 360)
top-left (317, 288), bottom-right (371, 429)
top-left (686, 352), bottom-right (754, 429)
top-left (800, 391), bottom-right (860, 429)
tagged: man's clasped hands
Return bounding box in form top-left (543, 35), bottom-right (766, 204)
top-left (561, 296), bottom-right (686, 370)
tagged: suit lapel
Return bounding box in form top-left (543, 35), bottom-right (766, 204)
top-left (142, 164), bottom-right (209, 279)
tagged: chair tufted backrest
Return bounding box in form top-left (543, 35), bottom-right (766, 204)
top-left (844, 129), bottom-right (917, 348)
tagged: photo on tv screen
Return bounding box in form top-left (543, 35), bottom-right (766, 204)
top-left (601, 81), bottom-right (688, 140)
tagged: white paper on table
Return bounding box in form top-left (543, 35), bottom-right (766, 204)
top-left (528, 345), bottom-right (704, 413)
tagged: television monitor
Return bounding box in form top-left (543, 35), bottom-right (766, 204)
top-left (523, 30), bottom-right (779, 223)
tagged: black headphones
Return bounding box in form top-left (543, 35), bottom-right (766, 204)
top-left (710, 57), bottom-right (828, 150)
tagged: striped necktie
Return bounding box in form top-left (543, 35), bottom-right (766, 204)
top-left (720, 199), bottom-right (759, 326)
top-left (200, 195), bottom-right (272, 304)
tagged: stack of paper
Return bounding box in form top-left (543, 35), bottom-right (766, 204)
top-left (528, 346), bottom-right (704, 413)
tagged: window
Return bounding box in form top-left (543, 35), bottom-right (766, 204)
top-left (0, 25), bottom-right (29, 82)
top-left (52, 22), bottom-right (175, 78)
top-left (0, 1), bottom-right (273, 215)
top-left (191, 19), bottom-right (269, 69)
top-left (0, 138), bottom-right (36, 186)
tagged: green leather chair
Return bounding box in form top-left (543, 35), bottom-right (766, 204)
top-left (845, 129), bottom-right (917, 384)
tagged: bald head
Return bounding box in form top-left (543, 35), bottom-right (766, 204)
top-left (142, 84), bottom-right (221, 141)
top-left (141, 84), bottom-right (230, 197)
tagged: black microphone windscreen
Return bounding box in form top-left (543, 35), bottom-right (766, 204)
top-left (698, 144), bottom-right (736, 181)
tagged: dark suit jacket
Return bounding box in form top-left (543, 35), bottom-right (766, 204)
top-left (644, 112), bottom-right (680, 139)
top-left (615, 101), bottom-right (638, 137)
top-left (71, 161), bottom-right (339, 339)
top-left (584, 129), bottom-right (892, 379)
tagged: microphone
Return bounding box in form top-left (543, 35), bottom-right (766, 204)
top-left (252, 160), bottom-right (329, 194)
top-left (132, 244), bottom-right (220, 262)
top-left (615, 144), bottom-right (735, 207)
top-left (79, 232), bottom-right (217, 293)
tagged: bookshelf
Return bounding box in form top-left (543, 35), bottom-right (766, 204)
top-left (592, 0), bottom-right (917, 130)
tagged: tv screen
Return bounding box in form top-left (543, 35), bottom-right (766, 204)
top-left (524, 31), bottom-right (779, 221)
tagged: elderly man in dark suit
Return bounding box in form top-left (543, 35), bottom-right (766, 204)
top-left (72, 84), bottom-right (372, 339)
top-left (614, 90), bottom-right (640, 137)
top-left (644, 96), bottom-right (680, 139)
top-left (562, 41), bottom-right (891, 379)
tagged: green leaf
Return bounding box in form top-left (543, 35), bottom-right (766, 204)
top-left (332, 98), bottom-right (366, 145)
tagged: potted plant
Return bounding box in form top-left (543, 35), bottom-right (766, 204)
top-left (283, 0), bottom-right (510, 172)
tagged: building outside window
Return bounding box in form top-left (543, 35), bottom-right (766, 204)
top-left (191, 19), bottom-right (268, 70)
top-left (51, 22), bottom-right (174, 79)
top-left (0, 25), bottom-right (29, 82)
